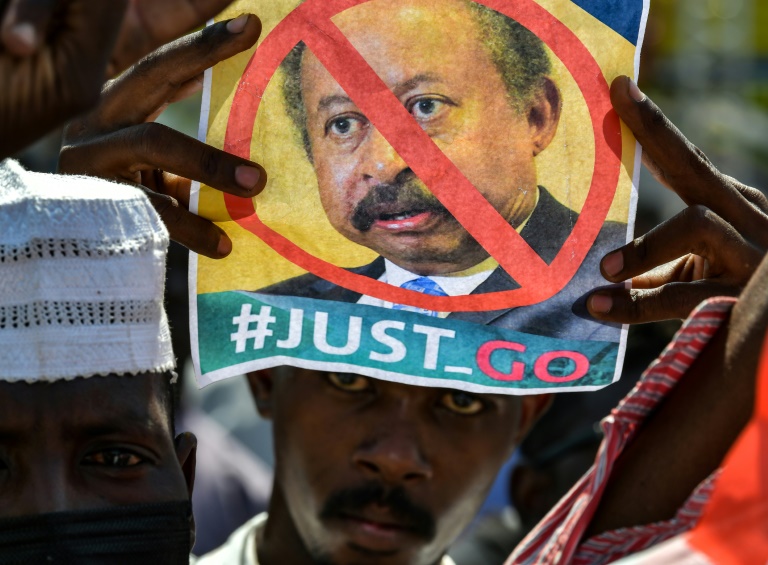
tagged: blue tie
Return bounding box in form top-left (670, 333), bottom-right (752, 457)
top-left (392, 277), bottom-right (448, 317)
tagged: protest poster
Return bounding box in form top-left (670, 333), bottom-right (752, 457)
top-left (190, 0), bottom-right (649, 393)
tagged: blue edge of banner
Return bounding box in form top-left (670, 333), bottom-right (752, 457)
top-left (571, 0), bottom-right (643, 45)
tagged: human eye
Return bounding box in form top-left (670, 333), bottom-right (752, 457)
top-left (82, 448), bottom-right (146, 468)
top-left (325, 114), bottom-right (367, 139)
top-left (439, 390), bottom-right (486, 416)
top-left (407, 96), bottom-right (452, 122)
top-left (326, 372), bottom-right (372, 393)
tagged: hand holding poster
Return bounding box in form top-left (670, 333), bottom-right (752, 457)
top-left (191, 0), bottom-right (649, 393)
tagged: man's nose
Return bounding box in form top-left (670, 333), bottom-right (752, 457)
top-left (359, 128), bottom-right (408, 184)
top-left (16, 464), bottom-right (81, 516)
top-left (352, 421), bottom-right (433, 484)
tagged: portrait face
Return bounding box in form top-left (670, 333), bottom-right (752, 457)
top-left (249, 368), bottom-right (550, 565)
top-left (0, 373), bottom-right (195, 519)
top-left (299, 0), bottom-right (560, 275)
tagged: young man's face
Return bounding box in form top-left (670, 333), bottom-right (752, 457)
top-left (0, 373), bottom-right (195, 518)
top-left (250, 369), bottom-right (549, 565)
top-left (301, 0), bottom-right (558, 275)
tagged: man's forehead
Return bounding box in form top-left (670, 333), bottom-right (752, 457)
top-left (0, 373), bottom-right (168, 429)
top-left (333, 0), bottom-right (473, 30)
top-left (300, 0), bottom-right (485, 89)
top-left (336, 0), bottom-right (479, 53)
top-left (284, 367), bottom-right (520, 403)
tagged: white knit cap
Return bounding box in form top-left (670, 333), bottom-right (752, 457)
top-left (0, 159), bottom-right (175, 382)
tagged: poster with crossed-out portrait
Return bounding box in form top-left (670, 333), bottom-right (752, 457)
top-left (190, 0), bottom-right (649, 394)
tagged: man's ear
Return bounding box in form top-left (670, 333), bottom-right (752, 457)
top-left (516, 394), bottom-right (554, 443)
top-left (174, 431), bottom-right (197, 497)
top-left (527, 77), bottom-right (562, 156)
top-left (246, 369), bottom-right (275, 419)
top-left (174, 431), bottom-right (197, 550)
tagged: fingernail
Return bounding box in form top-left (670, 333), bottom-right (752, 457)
top-left (602, 251), bottom-right (624, 277)
top-left (590, 294), bottom-right (613, 314)
top-left (628, 78), bottom-right (646, 102)
top-left (227, 14), bottom-right (249, 34)
top-left (217, 234), bottom-right (232, 257)
top-left (7, 22), bottom-right (36, 51)
top-left (235, 165), bottom-right (261, 190)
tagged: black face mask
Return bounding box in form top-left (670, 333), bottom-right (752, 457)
top-left (0, 500), bottom-right (192, 565)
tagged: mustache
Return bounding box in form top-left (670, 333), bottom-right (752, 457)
top-left (350, 170), bottom-right (450, 232)
top-left (319, 481), bottom-right (437, 540)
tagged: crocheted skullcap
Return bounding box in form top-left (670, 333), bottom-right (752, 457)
top-left (0, 160), bottom-right (175, 382)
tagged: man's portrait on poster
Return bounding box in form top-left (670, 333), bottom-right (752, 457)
top-left (255, 0), bottom-right (627, 342)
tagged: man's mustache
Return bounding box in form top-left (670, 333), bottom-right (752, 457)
top-left (319, 481), bottom-right (437, 540)
top-left (350, 170), bottom-right (450, 232)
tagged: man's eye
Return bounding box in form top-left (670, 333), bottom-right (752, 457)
top-left (326, 115), bottom-right (366, 138)
top-left (409, 97), bottom-right (449, 121)
top-left (440, 391), bottom-right (486, 416)
top-left (83, 450), bottom-right (144, 468)
top-left (326, 372), bottom-right (372, 392)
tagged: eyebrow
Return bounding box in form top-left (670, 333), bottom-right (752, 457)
top-left (317, 94), bottom-right (353, 112)
top-left (391, 73), bottom-right (441, 97)
top-left (315, 73), bottom-right (442, 112)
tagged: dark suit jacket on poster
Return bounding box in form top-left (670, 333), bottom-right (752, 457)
top-left (258, 188), bottom-right (626, 342)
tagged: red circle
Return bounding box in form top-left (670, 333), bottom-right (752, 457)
top-left (223, 0), bottom-right (622, 312)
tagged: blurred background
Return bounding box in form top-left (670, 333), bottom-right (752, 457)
top-left (12, 0), bottom-right (768, 558)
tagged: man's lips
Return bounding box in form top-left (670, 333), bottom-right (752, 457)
top-left (334, 509), bottom-right (420, 551)
top-left (372, 209), bottom-right (437, 231)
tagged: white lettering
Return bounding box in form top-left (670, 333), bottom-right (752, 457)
top-left (314, 312), bottom-right (362, 355)
top-left (230, 304), bottom-right (275, 353)
top-left (413, 325), bottom-right (455, 370)
top-left (276, 308), bottom-right (304, 349)
top-left (369, 320), bottom-right (407, 363)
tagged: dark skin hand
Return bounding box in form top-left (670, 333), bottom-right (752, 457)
top-left (587, 76), bottom-right (768, 324)
top-left (0, 0), bottom-right (237, 159)
top-left (585, 248), bottom-right (768, 538)
top-left (59, 15), bottom-right (266, 259)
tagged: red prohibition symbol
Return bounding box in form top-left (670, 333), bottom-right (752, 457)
top-left (223, 0), bottom-right (623, 312)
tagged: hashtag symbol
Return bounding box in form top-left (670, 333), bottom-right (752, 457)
top-left (230, 304), bottom-right (276, 353)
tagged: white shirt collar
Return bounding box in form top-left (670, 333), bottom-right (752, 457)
top-left (382, 257), bottom-right (498, 297)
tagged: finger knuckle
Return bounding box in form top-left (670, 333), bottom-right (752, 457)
top-left (631, 234), bottom-right (649, 264)
top-left (679, 143), bottom-right (716, 179)
top-left (134, 122), bottom-right (165, 161)
top-left (152, 193), bottom-right (180, 219)
top-left (57, 145), bottom-right (80, 173)
top-left (685, 204), bottom-right (715, 227)
top-left (626, 289), bottom-right (645, 320)
top-left (644, 103), bottom-right (667, 132)
top-left (200, 148), bottom-right (222, 178)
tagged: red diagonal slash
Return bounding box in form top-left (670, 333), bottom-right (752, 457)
top-left (223, 0), bottom-right (623, 312)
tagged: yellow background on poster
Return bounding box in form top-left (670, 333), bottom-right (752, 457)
top-left (196, 0), bottom-right (638, 294)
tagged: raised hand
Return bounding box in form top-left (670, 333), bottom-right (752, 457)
top-left (59, 15), bottom-right (265, 259)
top-left (588, 76), bottom-right (768, 324)
top-left (0, 0), bottom-right (236, 159)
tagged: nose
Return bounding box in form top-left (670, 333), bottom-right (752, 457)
top-left (359, 127), bottom-right (409, 184)
top-left (353, 420), bottom-right (433, 484)
top-left (15, 462), bottom-right (79, 516)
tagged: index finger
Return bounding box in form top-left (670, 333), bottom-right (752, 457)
top-left (109, 0), bottom-right (237, 75)
top-left (611, 76), bottom-right (768, 242)
top-left (93, 15), bottom-right (261, 134)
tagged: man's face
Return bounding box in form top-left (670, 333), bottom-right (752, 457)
top-left (0, 373), bottom-right (195, 518)
top-left (301, 0), bottom-right (557, 275)
top-left (251, 369), bottom-right (549, 565)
